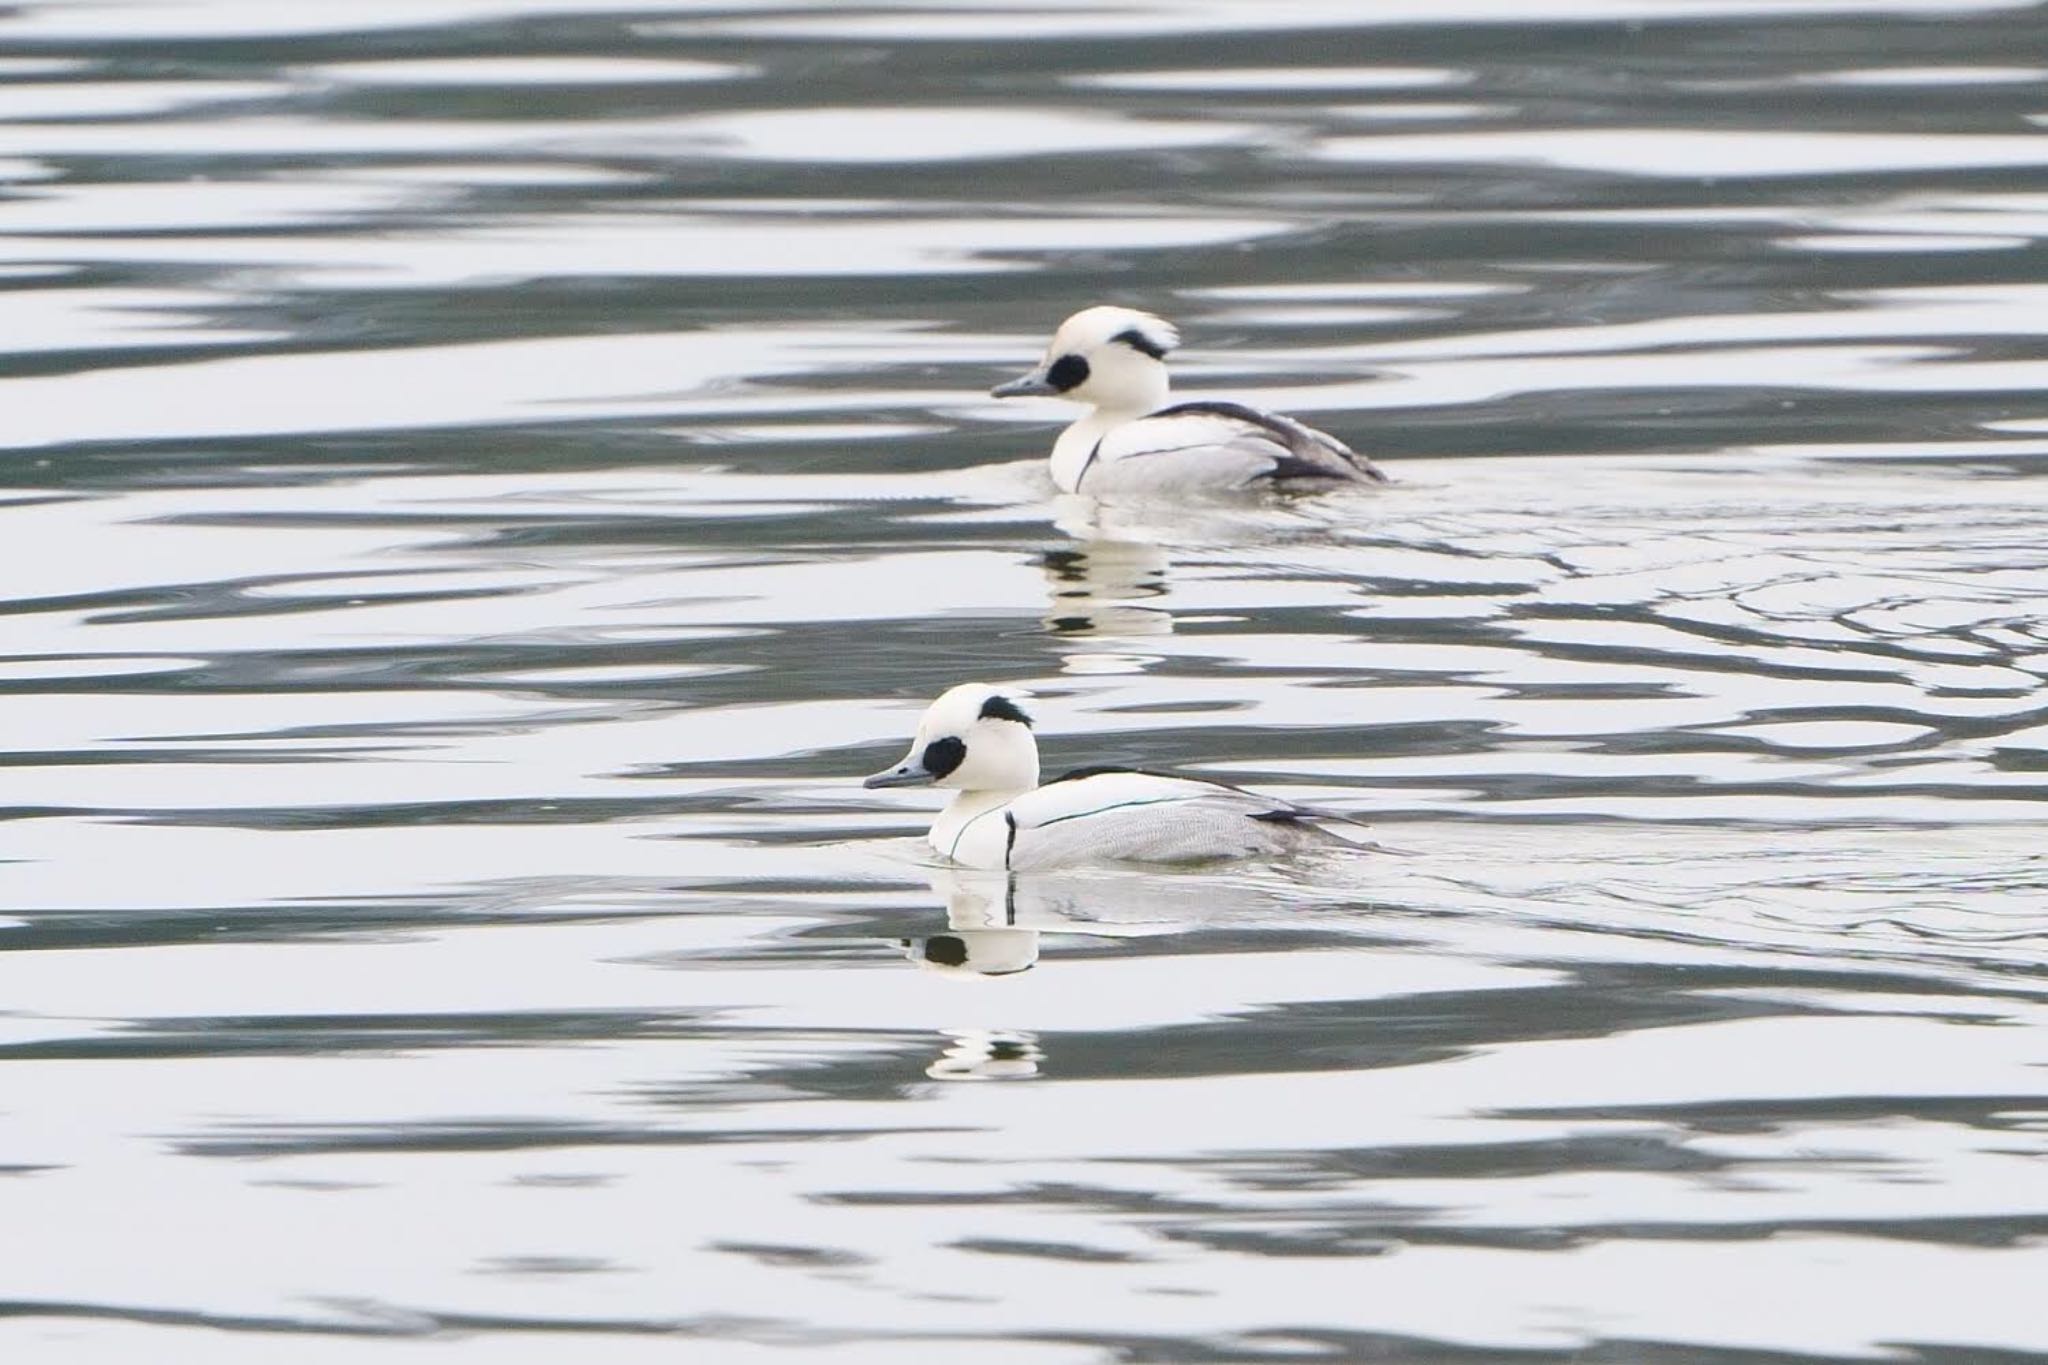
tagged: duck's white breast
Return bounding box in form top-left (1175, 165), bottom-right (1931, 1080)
top-left (929, 800), bottom-right (1015, 870)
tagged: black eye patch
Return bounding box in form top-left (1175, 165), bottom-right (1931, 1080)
top-left (920, 736), bottom-right (966, 778)
top-left (922, 935), bottom-right (969, 967)
top-left (1045, 353), bottom-right (1090, 392)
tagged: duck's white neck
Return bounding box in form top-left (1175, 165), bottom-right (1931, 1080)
top-left (930, 787), bottom-right (1029, 861)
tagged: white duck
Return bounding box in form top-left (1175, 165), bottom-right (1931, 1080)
top-left (861, 682), bottom-right (1359, 870)
top-left (991, 305), bottom-right (1387, 495)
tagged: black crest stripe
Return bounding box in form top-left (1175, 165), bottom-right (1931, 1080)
top-left (978, 695), bottom-right (1033, 727)
top-left (1111, 327), bottom-right (1169, 360)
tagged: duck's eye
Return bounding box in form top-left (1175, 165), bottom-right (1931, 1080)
top-left (922, 936), bottom-right (969, 967)
top-left (1045, 353), bottom-right (1090, 392)
top-left (920, 736), bottom-right (966, 778)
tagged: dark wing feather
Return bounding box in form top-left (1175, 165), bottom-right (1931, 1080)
top-left (1150, 400), bottom-right (1387, 484)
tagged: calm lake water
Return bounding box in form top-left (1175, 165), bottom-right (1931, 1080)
top-left (4, 1), bottom-right (2048, 1361)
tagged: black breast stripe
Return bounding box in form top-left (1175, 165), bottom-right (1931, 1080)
top-left (1073, 437), bottom-right (1105, 488)
top-left (1004, 812), bottom-right (1019, 868)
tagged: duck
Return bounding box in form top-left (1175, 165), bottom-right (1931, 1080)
top-left (861, 682), bottom-right (1361, 871)
top-left (990, 305), bottom-right (1388, 495)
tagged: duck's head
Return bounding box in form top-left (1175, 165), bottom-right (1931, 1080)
top-left (991, 306), bottom-right (1178, 415)
top-left (863, 682), bottom-right (1040, 793)
top-left (901, 930), bottom-right (1039, 977)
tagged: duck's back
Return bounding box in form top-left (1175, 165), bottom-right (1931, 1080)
top-left (1002, 767), bottom-right (1333, 870)
top-left (1073, 401), bottom-right (1385, 494)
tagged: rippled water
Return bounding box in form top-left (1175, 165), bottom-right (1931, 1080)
top-left (5, 0), bottom-right (2048, 1360)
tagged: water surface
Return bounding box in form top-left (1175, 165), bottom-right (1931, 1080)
top-left (3, 0), bottom-right (2047, 1360)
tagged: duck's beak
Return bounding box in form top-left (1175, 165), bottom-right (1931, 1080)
top-left (863, 759), bottom-right (934, 789)
top-left (991, 370), bottom-right (1057, 399)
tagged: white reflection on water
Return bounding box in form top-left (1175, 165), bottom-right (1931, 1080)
top-left (678, 108), bottom-right (1261, 163)
top-left (683, 0), bottom-right (2038, 41)
top-left (3, 287), bottom-right (282, 352)
top-left (0, 328), bottom-right (935, 446)
top-left (0, 213), bottom-right (1290, 289)
top-left (1320, 127), bottom-right (2048, 177)
top-left (0, 79), bottom-right (284, 121)
top-left (305, 56), bottom-right (755, 87)
top-left (1077, 66), bottom-right (1470, 92)
top-left (1798, 63), bottom-right (2048, 84)
top-left (0, 180), bottom-right (416, 233)
top-left (0, 0), bottom-right (707, 40)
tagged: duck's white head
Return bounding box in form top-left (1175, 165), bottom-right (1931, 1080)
top-left (863, 683), bottom-right (1040, 794)
top-left (902, 930), bottom-right (1039, 977)
top-left (991, 306), bottom-right (1178, 416)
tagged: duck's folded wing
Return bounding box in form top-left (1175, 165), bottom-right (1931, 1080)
top-left (1085, 401), bottom-right (1385, 489)
top-left (1005, 770), bottom-right (1313, 869)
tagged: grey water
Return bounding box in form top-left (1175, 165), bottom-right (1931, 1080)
top-left (4, 0), bottom-right (2048, 1360)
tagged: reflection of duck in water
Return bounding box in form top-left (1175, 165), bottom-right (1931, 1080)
top-left (901, 864), bottom-right (1238, 977)
top-left (901, 868), bottom-right (1188, 1080)
top-left (862, 683), bottom-right (1367, 870)
top-left (1039, 536), bottom-right (1172, 638)
top-left (991, 306), bottom-right (1387, 495)
top-left (1037, 486), bottom-right (1359, 644)
top-left (903, 867), bottom-right (1045, 978)
top-left (926, 1030), bottom-right (1043, 1081)
top-left (901, 871), bottom-right (1049, 1082)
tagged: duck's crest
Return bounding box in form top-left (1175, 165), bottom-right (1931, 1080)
top-left (1058, 305), bottom-right (1180, 359)
top-left (1111, 324), bottom-right (1171, 360)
